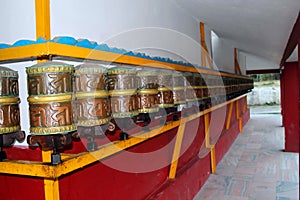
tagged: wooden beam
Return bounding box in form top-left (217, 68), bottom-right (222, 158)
top-left (226, 102), bottom-right (234, 130)
top-left (200, 22), bottom-right (206, 67)
top-left (280, 11), bottom-right (300, 67)
top-left (242, 96), bottom-right (247, 114)
top-left (235, 100), bottom-right (243, 132)
top-left (169, 119), bottom-right (187, 179)
top-left (234, 48), bottom-right (242, 74)
top-left (203, 113), bottom-right (216, 174)
top-left (246, 69), bottom-right (280, 74)
top-left (200, 22), bottom-right (214, 69)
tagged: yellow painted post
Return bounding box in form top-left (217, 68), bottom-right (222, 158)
top-left (235, 100), bottom-right (243, 132)
top-left (234, 48), bottom-right (242, 75)
top-left (204, 113), bottom-right (216, 174)
top-left (210, 146), bottom-right (216, 174)
top-left (35, 0), bottom-right (51, 40)
top-left (35, 0), bottom-right (50, 63)
top-left (242, 96), bottom-right (247, 114)
top-left (226, 102), bottom-right (234, 130)
top-left (169, 119), bottom-right (187, 179)
top-left (200, 22), bottom-right (214, 69)
top-left (200, 22), bottom-right (206, 68)
top-left (42, 151), bottom-right (60, 200)
top-left (204, 113), bottom-right (211, 148)
top-left (36, 0), bottom-right (58, 199)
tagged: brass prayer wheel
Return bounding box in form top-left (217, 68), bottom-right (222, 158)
top-left (26, 61), bottom-right (76, 135)
top-left (194, 73), bottom-right (204, 101)
top-left (0, 67), bottom-right (21, 134)
top-left (184, 72), bottom-right (197, 103)
top-left (157, 70), bottom-right (174, 108)
top-left (74, 64), bottom-right (111, 127)
top-left (137, 89), bottom-right (159, 113)
top-left (137, 69), bottom-right (159, 113)
top-left (107, 66), bottom-right (138, 118)
top-left (172, 72), bottom-right (186, 105)
top-left (201, 73), bottom-right (209, 100)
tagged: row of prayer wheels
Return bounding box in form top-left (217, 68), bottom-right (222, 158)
top-left (0, 61), bottom-right (253, 162)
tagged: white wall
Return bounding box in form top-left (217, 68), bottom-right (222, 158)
top-left (211, 31), bottom-right (235, 73)
top-left (0, 0), bottom-right (36, 43)
top-left (50, 0), bottom-right (203, 65)
top-left (0, 0), bottom-right (204, 145)
top-left (238, 51), bottom-right (247, 75)
top-left (241, 52), bottom-right (278, 70)
top-left (1, 0), bottom-right (259, 146)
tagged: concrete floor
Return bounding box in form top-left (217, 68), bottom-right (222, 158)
top-left (194, 106), bottom-right (299, 200)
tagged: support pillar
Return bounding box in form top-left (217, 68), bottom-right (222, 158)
top-left (281, 61), bottom-right (299, 152)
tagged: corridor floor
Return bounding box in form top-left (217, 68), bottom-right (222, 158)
top-left (194, 108), bottom-right (299, 200)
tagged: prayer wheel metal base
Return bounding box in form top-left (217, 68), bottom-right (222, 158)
top-left (77, 124), bottom-right (110, 151)
top-left (0, 147), bottom-right (5, 161)
top-left (110, 118), bottom-right (135, 140)
top-left (27, 131), bottom-right (78, 151)
top-left (0, 131), bottom-right (25, 147)
top-left (0, 131), bottom-right (25, 161)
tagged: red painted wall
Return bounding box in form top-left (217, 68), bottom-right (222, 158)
top-left (0, 97), bottom-right (250, 200)
top-left (281, 62), bottom-right (300, 152)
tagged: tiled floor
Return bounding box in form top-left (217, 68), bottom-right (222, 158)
top-left (194, 110), bottom-right (299, 200)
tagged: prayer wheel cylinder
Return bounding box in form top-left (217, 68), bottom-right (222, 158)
top-left (0, 67), bottom-right (21, 134)
top-left (107, 67), bottom-right (138, 118)
top-left (184, 72), bottom-right (197, 105)
top-left (74, 64), bottom-right (111, 127)
top-left (157, 70), bottom-right (174, 108)
top-left (137, 69), bottom-right (159, 114)
top-left (172, 72), bottom-right (186, 105)
top-left (26, 62), bottom-right (76, 135)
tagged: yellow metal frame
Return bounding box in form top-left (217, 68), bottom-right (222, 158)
top-left (0, 94), bottom-right (246, 178)
top-left (0, 42), bottom-right (251, 80)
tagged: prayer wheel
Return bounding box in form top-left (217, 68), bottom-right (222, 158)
top-left (108, 67), bottom-right (138, 118)
top-left (0, 67), bottom-right (21, 134)
top-left (26, 61), bottom-right (76, 154)
top-left (27, 62), bottom-right (76, 135)
top-left (172, 71), bottom-right (186, 106)
top-left (157, 70), bottom-right (174, 109)
top-left (107, 66), bottom-right (138, 139)
top-left (74, 63), bottom-right (111, 127)
top-left (73, 63), bottom-right (111, 150)
top-left (184, 72), bottom-right (197, 107)
top-left (0, 67), bottom-right (25, 151)
top-left (136, 69), bottom-right (159, 114)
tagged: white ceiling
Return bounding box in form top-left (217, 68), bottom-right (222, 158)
top-left (173, 0), bottom-right (300, 69)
